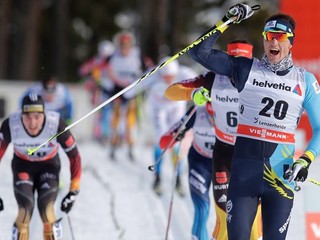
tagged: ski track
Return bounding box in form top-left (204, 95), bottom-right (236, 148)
top-left (0, 139), bottom-right (319, 239)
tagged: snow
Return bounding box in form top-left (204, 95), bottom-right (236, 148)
top-left (0, 131), bottom-right (212, 240)
top-left (1, 118), bottom-right (320, 239)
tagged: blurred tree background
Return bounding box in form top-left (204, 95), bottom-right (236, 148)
top-left (0, 0), bottom-right (278, 82)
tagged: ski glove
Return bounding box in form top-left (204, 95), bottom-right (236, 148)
top-left (192, 87), bottom-right (211, 106)
top-left (226, 3), bottom-right (255, 24)
top-left (159, 129), bottom-right (186, 149)
top-left (175, 129), bottom-right (186, 141)
top-left (61, 190), bottom-right (79, 213)
top-left (0, 198), bottom-right (3, 211)
top-left (283, 157), bottom-right (311, 183)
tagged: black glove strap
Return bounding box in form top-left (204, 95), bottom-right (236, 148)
top-left (299, 156), bottom-right (312, 168)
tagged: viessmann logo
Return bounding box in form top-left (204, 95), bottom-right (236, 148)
top-left (252, 79), bottom-right (292, 91)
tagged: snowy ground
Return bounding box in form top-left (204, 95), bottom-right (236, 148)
top-left (1, 124), bottom-right (320, 240)
top-left (0, 135), bottom-right (212, 240)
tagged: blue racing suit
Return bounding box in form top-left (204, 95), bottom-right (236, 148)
top-left (160, 105), bottom-right (215, 240)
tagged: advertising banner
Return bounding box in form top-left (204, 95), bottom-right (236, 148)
top-left (280, 0), bottom-right (320, 81)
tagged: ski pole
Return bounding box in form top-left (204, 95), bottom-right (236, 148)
top-left (67, 214), bottom-right (76, 240)
top-left (27, 19), bottom-right (233, 156)
top-left (148, 106), bottom-right (198, 171)
top-left (165, 145), bottom-right (182, 240)
top-left (308, 178), bottom-right (320, 187)
top-left (294, 178), bottom-right (320, 191)
top-left (28, 5), bottom-right (261, 155)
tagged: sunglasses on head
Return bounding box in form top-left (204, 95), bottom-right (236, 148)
top-left (262, 31), bottom-right (294, 42)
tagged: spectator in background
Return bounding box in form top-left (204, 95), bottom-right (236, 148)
top-left (22, 75), bottom-right (74, 125)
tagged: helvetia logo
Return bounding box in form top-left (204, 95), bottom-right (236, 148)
top-left (252, 79), bottom-right (291, 91)
top-left (293, 84), bottom-right (302, 96)
top-left (215, 94), bottom-right (238, 103)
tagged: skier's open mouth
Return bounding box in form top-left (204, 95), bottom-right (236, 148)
top-left (270, 49), bottom-right (280, 56)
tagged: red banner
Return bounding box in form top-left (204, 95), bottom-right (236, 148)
top-left (306, 213), bottom-right (320, 240)
top-left (280, 0), bottom-right (319, 145)
top-left (280, 0), bottom-right (320, 81)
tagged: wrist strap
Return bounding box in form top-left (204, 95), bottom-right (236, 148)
top-left (191, 89), bottom-right (197, 98)
top-left (303, 150), bottom-right (314, 162)
top-left (298, 156), bottom-right (312, 167)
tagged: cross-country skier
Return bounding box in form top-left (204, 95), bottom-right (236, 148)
top-left (78, 39), bottom-right (115, 142)
top-left (148, 56), bottom-right (198, 196)
top-left (159, 103), bottom-right (215, 240)
top-left (22, 75), bottom-right (74, 125)
top-left (106, 31), bottom-right (142, 161)
top-left (165, 40), bottom-right (262, 240)
top-left (0, 94), bottom-right (81, 240)
top-left (189, 3), bottom-right (320, 239)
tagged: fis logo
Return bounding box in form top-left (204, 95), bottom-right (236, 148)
top-left (226, 200), bottom-right (233, 213)
top-left (226, 200), bottom-right (233, 223)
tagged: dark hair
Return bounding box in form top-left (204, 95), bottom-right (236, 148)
top-left (41, 75), bottom-right (57, 92)
top-left (265, 13), bottom-right (296, 31)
